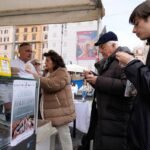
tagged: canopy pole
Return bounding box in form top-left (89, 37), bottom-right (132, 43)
top-left (11, 26), bottom-right (16, 60)
top-left (96, 18), bottom-right (100, 61)
top-left (60, 24), bottom-right (64, 56)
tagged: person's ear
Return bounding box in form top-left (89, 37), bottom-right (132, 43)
top-left (112, 43), bottom-right (116, 48)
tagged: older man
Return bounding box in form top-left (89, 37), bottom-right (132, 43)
top-left (11, 42), bottom-right (37, 78)
top-left (84, 31), bottom-right (134, 150)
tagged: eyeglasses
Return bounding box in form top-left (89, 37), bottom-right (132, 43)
top-left (34, 63), bottom-right (40, 66)
top-left (25, 50), bottom-right (32, 53)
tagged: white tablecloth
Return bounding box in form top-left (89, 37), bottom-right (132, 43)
top-left (69, 100), bottom-right (92, 133)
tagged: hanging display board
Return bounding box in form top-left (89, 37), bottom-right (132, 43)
top-left (10, 80), bottom-right (36, 146)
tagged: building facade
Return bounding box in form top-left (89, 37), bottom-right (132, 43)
top-left (0, 26), bottom-right (15, 58)
top-left (48, 21), bottom-right (103, 71)
top-left (15, 25), bottom-right (48, 61)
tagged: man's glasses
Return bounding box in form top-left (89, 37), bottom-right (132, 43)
top-left (25, 50), bottom-right (32, 53)
top-left (34, 63), bottom-right (40, 66)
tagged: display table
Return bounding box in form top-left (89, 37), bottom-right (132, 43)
top-left (36, 120), bottom-right (57, 150)
top-left (69, 100), bottom-right (92, 135)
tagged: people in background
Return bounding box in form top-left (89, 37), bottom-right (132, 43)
top-left (28, 50), bottom-right (75, 150)
top-left (79, 80), bottom-right (89, 101)
top-left (71, 82), bottom-right (78, 99)
top-left (116, 1), bottom-right (150, 149)
top-left (83, 31), bottom-right (134, 150)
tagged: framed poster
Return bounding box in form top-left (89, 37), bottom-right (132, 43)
top-left (10, 80), bottom-right (36, 146)
top-left (76, 31), bottom-right (97, 60)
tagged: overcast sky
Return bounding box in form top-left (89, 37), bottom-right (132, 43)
top-left (101, 0), bottom-right (145, 50)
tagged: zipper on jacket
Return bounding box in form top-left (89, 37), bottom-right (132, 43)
top-left (55, 94), bottom-right (61, 106)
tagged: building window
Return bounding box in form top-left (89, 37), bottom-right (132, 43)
top-left (4, 45), bottom-right (7, 50)
top-left (32, 34), bottom-right (36, 40)
top-left (44, 34), bottom-right (48, 40)
top-left (4, 30), bottom-right (8, 34)
top-left (3, 37), bottom-right (6, 42)
top-left (0, 37), bottom-right (2, 42)
top-left (32, 27), bottom-right (37, 32)
top-left (43, 26), bottom-right (49, 31)
top-left (42, 43), bottom-right (48, 49)
top-left (7, 37), bottom-right (9, 42)
top-left (23, 35), bottom-right (27, 41)
top-left (0, 30), bottom-right (2, 34)
top-left (42, 43), bottom-right (45, 49)
top-left (16, 28), bottom-right (19, 33)
top-left (32, 43), bottom-right (36, 49)
top-left (24, 28), bottom-right (28, 32)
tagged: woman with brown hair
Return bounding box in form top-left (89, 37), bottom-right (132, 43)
top-left (28, 50), bottom-right (75, 150)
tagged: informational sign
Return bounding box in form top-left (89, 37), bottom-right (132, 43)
top-left (10, 80), bottom-right (36, 146)
top-left (76, 31), bottom-right (97, 60)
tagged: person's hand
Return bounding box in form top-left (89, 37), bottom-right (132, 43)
top-left (83, 70), bottom-right (93, 79)
top-left (85, 74), bottom-right (97, 85)
top-left (83, 70), bottom-right (90, 78)
top-left (116, 52), bottom-right (135, 65)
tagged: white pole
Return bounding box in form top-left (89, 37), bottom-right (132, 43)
top-left (60, 24), bottom-right (64, 56)
top-left (11, 26), bottom-right (16, 60)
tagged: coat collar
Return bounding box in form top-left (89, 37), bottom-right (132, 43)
top-left (146, 39), bottom-right (150, 45)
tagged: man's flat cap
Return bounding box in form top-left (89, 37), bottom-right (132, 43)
top-left (95, 31), bottom-right (118, 46)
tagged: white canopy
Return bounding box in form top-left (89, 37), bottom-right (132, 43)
top-left (0, 0), bottom-right (105, 26)
top-left (66, 64), bottom-right (87, 73)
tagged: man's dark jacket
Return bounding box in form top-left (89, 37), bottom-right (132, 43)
top-left (93, 47), bottom-right (134, 150)
top-left (124, 43), bottom-right (150, 150)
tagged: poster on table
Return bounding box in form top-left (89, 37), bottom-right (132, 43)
top-left (10, 80), bottom-right (36, 146)
top-left (76, 31), bottom-right (97, 60)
